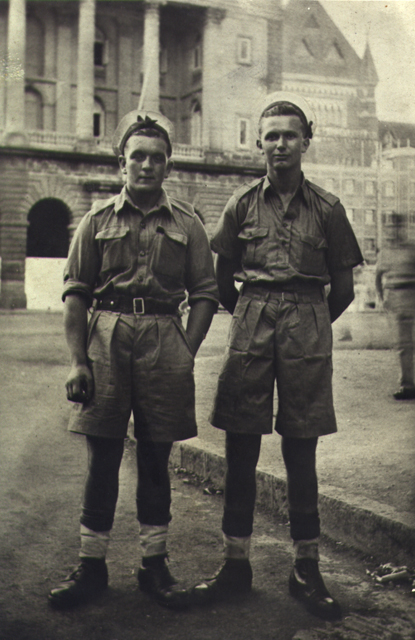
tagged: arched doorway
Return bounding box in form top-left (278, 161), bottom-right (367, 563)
top-left (25, 199), bottom-right (71, 310)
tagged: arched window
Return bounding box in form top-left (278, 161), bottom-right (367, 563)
top-left (26, 15), bottom-right (44, 77)
top-left (190, 101), bottom-right (202, 147)
top-left (93, 98), bottom-right (105, 138)
top-left (27, 199), bottom-right (71, 258)
top-left (25, 87), bottom-right (43, 130)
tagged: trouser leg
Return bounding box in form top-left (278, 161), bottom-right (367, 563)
top-left (397, 314), bottom-right (415, 388)
top-left (80, 436), bottom-right (124, 558)
top-left (281, 436), bottom-right (320, 555)
top-left (222, 432), bottom-right (261, 557)
top-left (136, 439), bottom-right (173, 561)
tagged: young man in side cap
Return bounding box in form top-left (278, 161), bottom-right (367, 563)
top-left (48, 110), bottom-right (218, 610)
top-left (192, 92), bottom-right (363, 620)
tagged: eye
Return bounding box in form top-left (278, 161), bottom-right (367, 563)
top-left (265, 133), bottom-right (279, 142)
top-left (153, 154), bottom-right (165, 164)
top-left (132, 152), bottom-right (146, 162)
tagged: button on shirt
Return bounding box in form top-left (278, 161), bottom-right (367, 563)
top-left (211, 175), bottom-right (363, 286)
top-left (63, 186), bottom-right (219, 309)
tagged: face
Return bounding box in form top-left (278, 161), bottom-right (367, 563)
top-left (119, 134), bottom-right (172, 198)
top-left (257, 115), bottom-right (309, 172)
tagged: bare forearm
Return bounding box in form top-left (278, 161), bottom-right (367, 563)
top-left (64, 294), bottom-right (89, 365)
top-left (328, 290), bottom-right (354, 323)
top-left (216, 254), bottom-right (240, 315)
top-left (328, 269), bottom-right (355, 323)
top-left (186, 299), bottom-right (217, 356)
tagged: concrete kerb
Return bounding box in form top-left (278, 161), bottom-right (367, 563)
top-left (171, 442), bottom-right (415, 568)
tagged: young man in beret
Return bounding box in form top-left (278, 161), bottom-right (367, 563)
top-left (49, 110), bottom-right (218, 610)
top-left (193, 92), bottom-right (363, 620)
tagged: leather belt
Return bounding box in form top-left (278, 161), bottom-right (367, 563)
top-left (96, 296), bottom-right (178, 315)
top-left (243, 283), bottom-right (324, 304)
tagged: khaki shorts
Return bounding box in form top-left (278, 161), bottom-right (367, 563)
top-left (69, 311), bottom-right (197, 441)
top-left (211, 288), bottom-right (336, 438)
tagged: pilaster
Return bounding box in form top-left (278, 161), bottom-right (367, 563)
top-left (201, 7), bottom-right (226, 151)
top-left (140, 2), bottom-right (160, 112)
top-left (76, 0), bottom-right (96, 140)
top-left (5, 0), bottom-right (26, 134)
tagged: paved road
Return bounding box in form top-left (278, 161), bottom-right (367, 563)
top-left (0, 311), bottom-right (414, 640)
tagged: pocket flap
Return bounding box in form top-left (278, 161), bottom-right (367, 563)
top-left (95, 226), bottom-right (129, 240)
top-left (157, 226), bottom-right (188, 246)
top-left (238, 227), bottom-right (269, 241)
top-left (301, 234), bottom-right (327, 250)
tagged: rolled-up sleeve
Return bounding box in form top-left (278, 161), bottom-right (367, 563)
top-left (185, 215), bottom-right (219, 308)
top-left (326, 203), bottom-right (364, 273)
top-left (210, 195), bottom-right (242, 261)
top-left (62, 213), bottom-right (100, 306)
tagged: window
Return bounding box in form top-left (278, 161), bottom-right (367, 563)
top-left (160, 48), bottom-right (168, 74)
top-left (93, 99), bottom-right (105, 138)
top-left (190, 101), bottom-right (202, 148)
top-left (344, 179), bottom-right (354, 195)
top-left (192, 35), bottom-right (202, 71)
top-left (94, 27), bottom-right (107, 67)
top-left (237, 37), bottom-right (252, 64)
top-left (25, 87), bottom-right (43, 130)
top-left (365, 181), bottom-right (375, 196)
top-left (237, 118), bottom-right (250, 149)
top-left (364, 238), bottom-right (376, 253)
top-left (365, 210), bottom-right (376, 225)
top-left (26, 16), bottom-right (44, 77)
top-left (384, 181), bottom-right (395, 197)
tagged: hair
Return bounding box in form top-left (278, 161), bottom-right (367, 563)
top-left (259, 102), bottom-right (313, 139)
top-left (123, 127), bottom-right (172, 157)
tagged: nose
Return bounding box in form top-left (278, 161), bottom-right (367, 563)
top-left (142, 156), bottom-right (153, 170)
top-left (276, 137), bottom-right (286, 150)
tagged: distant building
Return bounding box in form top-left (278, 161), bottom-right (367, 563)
top-left (0, 0), bottom-right (408, 308)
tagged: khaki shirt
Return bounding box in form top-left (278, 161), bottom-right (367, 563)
top-left (63, 186), bottom-right (219, 309)
top-left (211, 175), bottom-right (363, 286)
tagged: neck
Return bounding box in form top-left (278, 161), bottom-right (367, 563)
top-left (267, 166), bottom-right (302, 195)
top-left (127, 187), bottom-right (163, 214)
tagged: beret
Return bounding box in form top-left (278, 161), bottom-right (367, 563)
top-left (258, 91), bottom-right (316, 135)
top-left (112, 109), bottom-right (175, 156)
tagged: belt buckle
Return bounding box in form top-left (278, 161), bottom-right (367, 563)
top-left (133, 298), bottom-right (145, 315)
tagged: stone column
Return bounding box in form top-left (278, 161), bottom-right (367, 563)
top-left (76, 0), bottom-right (96, 140)
top-left (56, 13), bottom-right (73, 134)
top-left (5, 0), bottom-right (26, 133)
top-left (202, 7), bottom-right (226, 151)
top-left (139, 2), bottom-right (160, 112)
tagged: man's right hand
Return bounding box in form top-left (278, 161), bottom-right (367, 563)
top-left (65, 364), bottom-right (94, 403)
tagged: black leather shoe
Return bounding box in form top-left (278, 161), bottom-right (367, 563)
top-left (393, 387), bottom-right (415, 400)
top-left (289, 558), bottom-right (342, 621)
top-left (192, 558), bottom-right (253, 604)
top-left (138, 560), bottom-right (190, 610)
top-left (48, 558), bottom-right (108, 609)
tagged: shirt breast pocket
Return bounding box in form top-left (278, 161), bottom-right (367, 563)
top-left (150, 226), bottom-right (188, 281)
top-left (238, 227), bottom-right (269, 268)
top-left (95, 226), bottom-right (130, 274)
top-left (299, 234), bottom-right (328, 276)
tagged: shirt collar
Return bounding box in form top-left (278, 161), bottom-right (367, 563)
top-left (114, 185), bottom-right (173, 216)
top-left (263, 172), bottom-right (307, 203)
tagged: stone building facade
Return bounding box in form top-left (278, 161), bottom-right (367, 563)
top-left (0, 0), bottom-right (399, 308)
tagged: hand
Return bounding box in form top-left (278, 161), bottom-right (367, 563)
top-left (65, 364), bottom-right (94, 403)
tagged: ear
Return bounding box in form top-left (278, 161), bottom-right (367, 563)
top-left (165, 158), bottom-right (174, 178)
top-left (118, 155), bottom-right (127, 173)
top-left (256, 138), bottom-right (263, 151)
top-left (301, 137), bottom-right (310, 154)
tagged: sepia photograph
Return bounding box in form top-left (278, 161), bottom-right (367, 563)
top-left (0, 0), bottom-right (414, 638)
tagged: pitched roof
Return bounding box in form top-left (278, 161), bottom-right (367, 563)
top-left (283, 0), bottom-right (371, 82)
